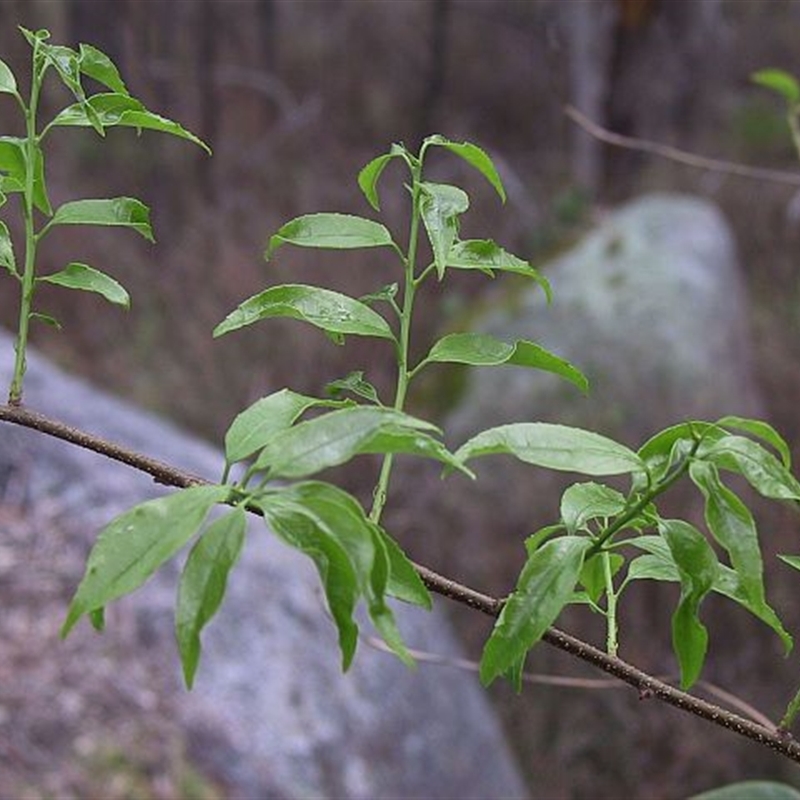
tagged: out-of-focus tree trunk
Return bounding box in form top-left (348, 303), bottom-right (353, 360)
top-left (416, 0), bottom-right (451, 148)
top-left (562, 0), bottom-right (617, 198)
top-left (257, 0), bottom-right (277, 72)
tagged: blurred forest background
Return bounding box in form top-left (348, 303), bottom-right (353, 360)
top-left (5, 0), bottom-right (800, 796)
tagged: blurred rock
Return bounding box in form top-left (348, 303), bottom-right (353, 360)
top-left (449, 192), bottom-right (761, 445)
top-left (0, 331), bottom-right (526, 800)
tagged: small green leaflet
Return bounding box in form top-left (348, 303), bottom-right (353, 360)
top-left (699, 435), bottom-right (800, 501)
top-left (419, 182), bottom-right (469, 279)
top-left (224, 388), bottom-right (349, 465)
top-left (78, 43), bottom-right (128, 95)
top-left (752, 68), bottom-right (800, 105)
top-left (62, 484), bottom-right (229, 636)
top-left (659, 519), bottom-right (718, 689)
top-left (423, 135), bottom-right (507, 203)
top-left (176, 507), bottom-right (246, 688)
top-left (560, 482), bottom-right (626, 535)
top-left (358, 145), bottom-right (407, 211)
top-left (0, 58), bottom-right (17, 95)
top-left (716, 415), bottom-right (791, 468)
top-left (417, 332), bottom-right (588, 394)
top-left (325, 371), bottom-right (381, 405)
top-left (779, 554), bottom-right (800, 573)
top-left (480, 536), bottom-right (591, 687)
top-left (0, 221), bottom-right (16, 276)
top-left (456, 422), bottom-right (644, 476)
top-left (213, 284), bottom-right (395, 342)
top-left (0, 136), bottom-right (51, 214)
top-left (47, 198), bottom-right (154, 242)
top-left (37, 262), bottom-right (130, 308)
top-left (445, 239), bottom-right (552, 300)
top-left (265, 213), bottom-right (395, 260)
top-left (690, 460), bottom-right (765, 610)
top-left (579, 552), bottom-right (625, 605)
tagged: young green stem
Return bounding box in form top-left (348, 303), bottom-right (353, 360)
top-left (8, 68), bottom-right (42, 405)
top-left (588, 443), bottom-right (699, 558)
top-left (370, 166), bottom-right (424, 524)
top-left (603, 551), bottom-right (619, 656)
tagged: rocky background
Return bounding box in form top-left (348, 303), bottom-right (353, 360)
top-left (3, 1), bottom-right (800, 798)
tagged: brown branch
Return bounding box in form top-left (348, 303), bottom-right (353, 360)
top-left (564, 104), bottom-right (800, 187)
top-left (3, 401), bottom-right (800, 763)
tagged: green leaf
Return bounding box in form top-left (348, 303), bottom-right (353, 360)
top-left (224, 388), bottom-right (348, 465)
top-left (445, 239), bottom-right (552, 299)
top-left (779, 554), bottom-right (800, 572)
top-left (579, 552), bottom-right (624, 604)
top-left (638, 421), bottom-right (719, 464)
top-left (689, 461), bottom-right (765, 607)
top-left (0, 58), bottom-right (17, 95)
top-left (257, 492), bottom-right (360, 669)
top-left (691, 780), bottom-right (800, 800)
top-left (250, 406), bottom-right (462, 479)
top-left (31, 311), bottom-right (61, 329)
top-left (752, 69), bottom-right (800, 104)
top-left (628, 536), bottom-right (792, 651)
top-left (378, 529), bottom-right (431, 609)
top-left (424, 135), bottom-right (506, 202)
top-left (258, 481), bottom-right (414, 667)
top-left (0, 221), bottom-right (16, 276)
top-left (525, 523), bottom-right (565, 555)
top-left (0, 136), bottom-right (26, 191)
top-left (359, 282), bottom-right (398, 307)
top-left (265, 213), bottom-right (395, 260)
top-left (659, 519), bottom-right (718, 688)
top-left (48, 93), bottom-right (211, 153)
top-left (176, 508), bottom-right (246, 688)
top-left (456, 422), bottom-right (644, 476)
top-left (325, 371), bottom-right (382, 404)
top-left (717, 415), bottom-right (791, 468)
top-left (48, 198), bottom-right (153, 242)
top-left (480, 536), bottom-right (590, 685)
top-left (0, 136), bottom-right (51, 214)
top-left (78, 43), bottom-right (128, 94)
top-left (699, 435), bottom-right (800, 501)
top-left (213, 284), bottom-right (395, 341)
top-left (560, 482), bottom-right (626, 534)
top-left (62, 485), bottom-right (229, 636)
top-left (419, 333), bottom-right (587, 394)
top-left (419, 182), bottom-right (469, 279)
top-left (37, 262), bottom-right (130, 308)
top-left (358, 150), bottom-right (402, 211)
top-left (287, 482), bottom-right (412, 665)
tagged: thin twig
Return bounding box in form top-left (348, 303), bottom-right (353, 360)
top-left (564, 104), bottom-right (800, 187)
top-left (361, 635), bottom-right (777, 729)
top-left (2, 402), bottom-right (800, 763)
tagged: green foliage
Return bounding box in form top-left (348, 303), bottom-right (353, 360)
top-left (0, 27), bottom-right (209, 405)
top-left (753, 67), bottom-right (800, 162)
top-left (4, 32), bottom-right (798, 732)
top-left (691, 782), bottom-right (800, 800)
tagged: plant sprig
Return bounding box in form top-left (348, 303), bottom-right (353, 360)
top-left (0, 26), bottom-right (209, 405)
